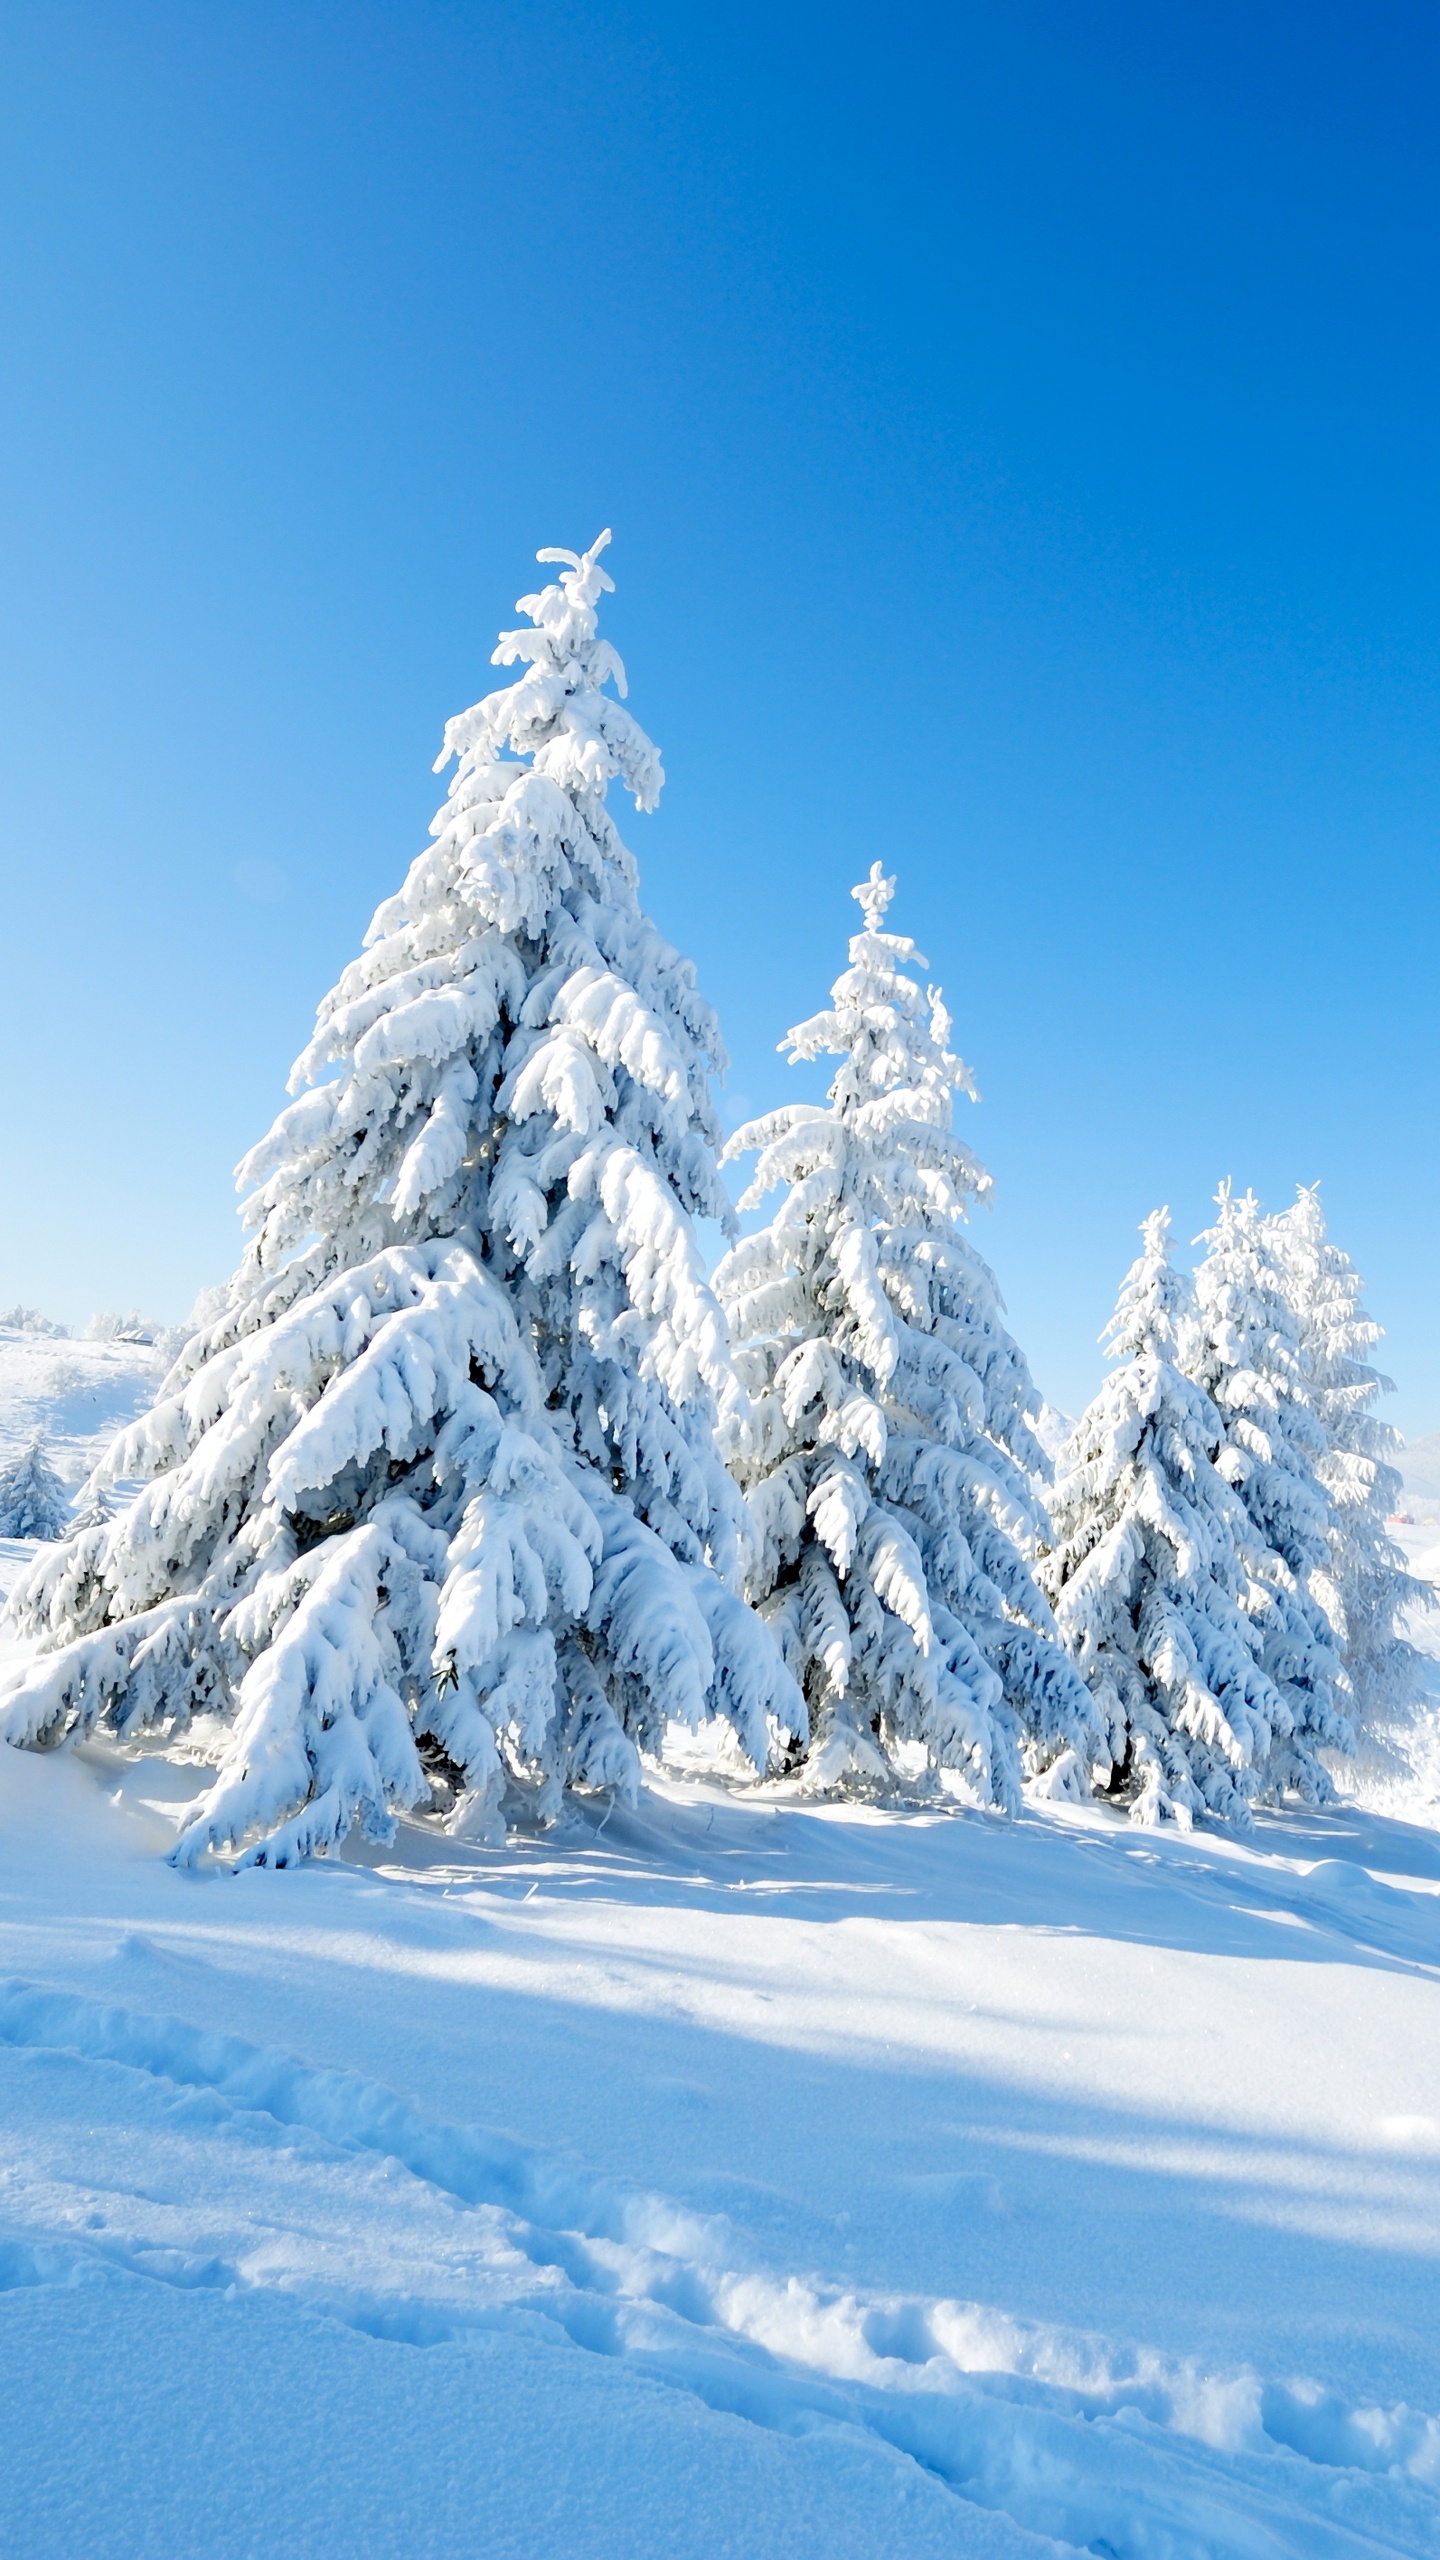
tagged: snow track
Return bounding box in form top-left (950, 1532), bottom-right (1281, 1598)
top-left (2, 1965), bottom-right (1438, 2558)
top-left (3, 1731), bottom-right (1440, 2552)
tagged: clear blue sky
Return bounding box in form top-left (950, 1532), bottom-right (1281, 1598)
top-left (2, 1), bottom-right (1437, 1430)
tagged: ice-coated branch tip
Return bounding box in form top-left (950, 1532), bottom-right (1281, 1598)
top-left (536, 529), bottom-right (613, 569)
top-left (851, 860), bottom-right (897, 935)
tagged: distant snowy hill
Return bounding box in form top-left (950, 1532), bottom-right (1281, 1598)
top-left (0, 1321), bottom-right (165, 1588)
top-left (0, 1322), bottom-right (165, 1482)
top-left (1398, 1429), bottom-right (1440, 1520)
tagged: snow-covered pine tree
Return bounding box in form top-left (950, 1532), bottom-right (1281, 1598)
top-left (714, 864), bottom-right (1099, 1811)
top-left (1041, 1210), bottom-right (1299, 1824)
top-left (1186, 1182), bottom-right (1353, 1796)
top-left (0, 1438), bottom-right (70, 1542)
top-left (1269, 1184), bottom-right (1430, 1745)
top-left (1, 532), bottom-right (801, 1864)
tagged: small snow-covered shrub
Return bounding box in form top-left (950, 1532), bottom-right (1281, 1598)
top-left (0, 1309), bottom-right (68, 1340)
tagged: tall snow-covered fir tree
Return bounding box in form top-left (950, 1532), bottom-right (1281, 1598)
top-left (1185, 1183), bottom-right (1352, 1794)
top-left (0, 533), bottom-right (801, 1864)
top-left (1041, 1211), bottom-right (1304, 1824)
top-left (1269, 1185), bottom-right (1430, 1746)
top-left (0, 1439), bottom-right (70, 1542)
top-left (714, 864), bottom-right (1099, 1811)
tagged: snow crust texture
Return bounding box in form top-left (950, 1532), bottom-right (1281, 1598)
top-left (0, 539), bottom-right (800, 1862)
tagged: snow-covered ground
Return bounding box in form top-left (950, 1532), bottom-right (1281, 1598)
top-left (0, 1324), bottom-right (166, 1478)
top-left (5, 1340), bottom-right (1440, 2554)
top-left (0, 1321), bottom-right (164, 1575)
top-left (3, 1745), bottom-right (1440, 2555)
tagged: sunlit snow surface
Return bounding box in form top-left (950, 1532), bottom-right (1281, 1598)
top-left (0, 1323), bottom-right (163, 1582)
top-left (0, 1325), bottom-right (163, 1475)
top-left (1, 1741), bottom-right (1440, 2557)
top-left (4, 1351), bottom-right (1440, 2553)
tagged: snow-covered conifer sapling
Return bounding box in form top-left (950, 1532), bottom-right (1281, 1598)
top-left (0, 1438), bottom-right (71, 1543)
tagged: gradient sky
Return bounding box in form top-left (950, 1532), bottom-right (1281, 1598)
top-left (1, 1), bottom-right (1437, 1430)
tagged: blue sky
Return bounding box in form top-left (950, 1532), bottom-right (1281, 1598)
top-left (1, 1), bottom-right (1437, 1429)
